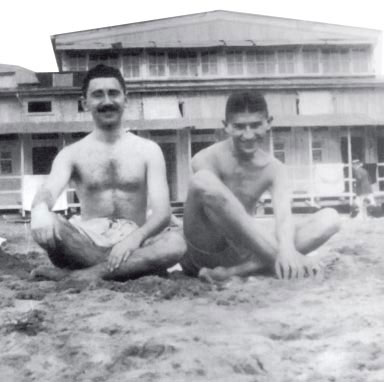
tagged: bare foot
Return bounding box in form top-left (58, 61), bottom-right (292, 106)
top-left (198, 267), bottom-right (230, 284)
top-left (70, 264), bottom-right (105, 283)
top-left (30, 266), bottom-right (70, 281)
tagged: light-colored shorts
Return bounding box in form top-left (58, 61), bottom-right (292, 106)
top-left (69, 216), bottom-right (138, 248)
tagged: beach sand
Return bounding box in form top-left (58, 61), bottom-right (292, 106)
top-left (0, 215), bottom-right (383, 382)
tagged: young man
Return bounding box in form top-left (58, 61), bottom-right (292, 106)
top-left (31, 64), bottom-right (186, 281)
top-left (181, 91), bottom-right (340, 282)
top-left (352, 159), bottom-right (376, 219)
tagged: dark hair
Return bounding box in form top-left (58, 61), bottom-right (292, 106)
top-left (225, 91), bottom-right (268, 121)
top-left (82, 64), bottom-right (126, 96)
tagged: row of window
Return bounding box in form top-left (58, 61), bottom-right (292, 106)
top-left (273, 141), bottom-right (323, 163)
top-left (65, 46), bottom-right (371, 78)
top-left (0, 139), bottom-right (321, 175)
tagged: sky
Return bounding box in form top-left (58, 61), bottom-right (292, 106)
top-left (1, 0), bottom-right (383, 72)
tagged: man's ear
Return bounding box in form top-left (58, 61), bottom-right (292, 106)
top-left (265, 115), bottom-right (273, 131)
top-left (80, 96), bottom-right (88, 112)
top-left (222, 120), bottom-right (230, 133)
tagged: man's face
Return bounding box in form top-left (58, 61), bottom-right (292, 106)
top-left (82, 77), bottom-right (126, 129)
top-left (225, 111), bottom-right (271, 157)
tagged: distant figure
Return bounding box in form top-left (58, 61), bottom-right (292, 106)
top-left (352, 159), bottom-right (376, 219)
top-left (30, 64), bottom-right (186, 282)
top-left (181, 91), bottom-right (341, 282)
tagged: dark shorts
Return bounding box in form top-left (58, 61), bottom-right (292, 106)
top-left (180, 236), bottom-right (252, 277)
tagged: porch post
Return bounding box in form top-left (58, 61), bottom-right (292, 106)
top-left (20, 134), bottom-right (25, 217)
top-left (176, 127), bottom-right (191, 201)
top-left (61, 133), bottom-right (66, 149)
top-left (347, 126), bottom-right (353, 205)
top-left (307, 127), bottom-right (315, 205)
top-left (269, 127), bottom-right (274, 156)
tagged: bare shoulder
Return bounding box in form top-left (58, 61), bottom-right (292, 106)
top-left (267, 157), bottom-right (289, 187)
top-left (124, 133), bottom-right (163, 160)
top-left (191, 141), bottom-right (225, 171)
top-left (58, 135), bottom-right (92, 161)
top-left (54, 141), bottom-right (78, 163)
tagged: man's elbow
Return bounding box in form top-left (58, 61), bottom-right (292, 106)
top-left (149, 206), bottom-right (172, 228)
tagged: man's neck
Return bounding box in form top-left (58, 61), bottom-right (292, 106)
top-left (228, 140), bottom-right (270, 166)
top-left (93, 123), bottom-right (125, 143)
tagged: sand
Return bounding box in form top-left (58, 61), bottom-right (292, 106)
top-left (0, 215), bottom-right (384, 382)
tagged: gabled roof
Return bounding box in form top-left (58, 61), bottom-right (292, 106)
top-left (52, 10), bottom-right (381, 51)
top-left (0, 64), bottom-right (38, 88)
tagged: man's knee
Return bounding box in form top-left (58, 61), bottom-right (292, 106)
top-left (145, 229), bottom-right (187, 258)
top-left (32, 212), bottom-right (63, 249)
top-left (189, 170), bottom-right (227, 207)
top-left (317, 208), bottom-right (341, 236)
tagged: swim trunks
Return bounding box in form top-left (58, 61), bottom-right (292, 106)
top-left (69, 216), bottom-right (138, 248)
top-left (180, 236), bottom-right (253, 277)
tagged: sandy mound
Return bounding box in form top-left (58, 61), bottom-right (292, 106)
top-left (0, 216), bottom-right (384, 382)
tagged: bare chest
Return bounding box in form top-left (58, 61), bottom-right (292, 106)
top-left (72, 152), bottom-right (146, 191)
top-left (220, 163), bottom-right (272, 207)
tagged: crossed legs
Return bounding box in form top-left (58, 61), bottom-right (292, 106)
top-left (33, 213), bottom-right (186, 282)
top-left (182, 170), bottom-right (341, 281)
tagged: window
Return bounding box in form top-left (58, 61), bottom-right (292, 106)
top-left (201, 51), bottom-right (218, 75)
top-left (303, 49), bottom-right (320, 74)
top-left (122, 53), bottom-right (141, 78)
top-left (226, 51), bottom-right (244, 75)
top-left (273, 142), bottom-right (285, 163)
top-left (246, 52), bottom-right (258, 75)
top-left (168, 51), bottom-right (198, 77)
top-left (255, 50), bottom-right (276, 74)
top-left (277, 49), bottom-right (295, 74)
top-left (0, 151), bottom-right (12, 174)
top-left (32, 133), bottom-right (59, 140)
top-left (67, 52), bottom-right (87, 71)
top-left (89, 53), bottom-right (119, 69)
top-left (78, 100), bottom-right (84, 112)
top-left (28, 101), bottom-right (52, 113)
top-left (322, 48), bottom-right (350, 74)
top-left (0, 134), bottom-right (18, 142)
top-left (351, 48), bottom-right (369, 73)
top-left (148, 52), bottom-right (166, 77)
top-left (312, 141), bottom-right (323, 163)
top-left (71, 132), bottom-right (88, 139)
top-left (192, 141), bottom-right (213, 156)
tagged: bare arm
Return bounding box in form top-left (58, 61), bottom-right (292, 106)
top-left (271, 163), bottom-right (295, 256)
top-left (191, 148), bottom-right (217, 174)
top-left (133, 142), bottom-right (171, 243)
top-left (31, 147), bottom-right (73, 247)
top-left (270, 162), bottom-right (304, 279)
top-left (32, 147), bottom-right (73, 211)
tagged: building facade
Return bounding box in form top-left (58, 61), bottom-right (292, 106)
top-left (1, 11), bottom-right (384, 212)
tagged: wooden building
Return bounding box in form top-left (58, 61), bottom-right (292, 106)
top-left (1, 10), bottom-right (384, 212)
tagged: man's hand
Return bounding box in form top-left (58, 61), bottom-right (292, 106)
top-left (107, 235), bottom-right (143, 272)
top-left (31, 206), bottom-right (60, 249)
top-left (275, 250), bottom-right (321, 280)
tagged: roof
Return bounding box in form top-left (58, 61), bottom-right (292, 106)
top-left (0, 64), bottom-right (38, 87)
top-left (52, 10), bottom-right (381, 51)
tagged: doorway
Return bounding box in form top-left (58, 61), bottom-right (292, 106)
top-left (340, 136), bottom-right (364, 192)
top-left (32, 146), bottom-right (58, 174)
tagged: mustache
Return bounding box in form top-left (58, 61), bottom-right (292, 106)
top-left (97, 105), bottom-right (119, 112)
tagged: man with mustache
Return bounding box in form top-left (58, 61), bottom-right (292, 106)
top-left (181, 91), bottom-right (341, 282)
top-left (30, 64), bottom-right (186, 281)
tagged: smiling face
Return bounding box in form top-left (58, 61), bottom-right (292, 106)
top-left (82, 77), bottom-right (127, 130)
top-left (225, 111), bottom-right (271, 158)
